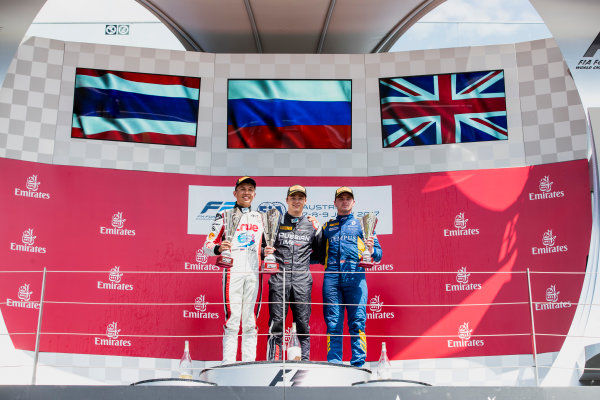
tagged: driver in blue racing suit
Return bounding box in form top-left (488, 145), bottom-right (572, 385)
top-left (318, 186), bottom-right (382, 367)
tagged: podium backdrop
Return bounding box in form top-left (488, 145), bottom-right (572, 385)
top-left (0, 157), bottom-right (591, 362)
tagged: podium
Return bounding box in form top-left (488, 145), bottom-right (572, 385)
top-left (199, 361), bottom-right (371, 386)
top-left (131, 378), bottom-right (216, 386)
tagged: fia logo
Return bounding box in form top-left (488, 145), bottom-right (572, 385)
top-left (369, 295), bottom-right (383, 313)
top-left (106, 322), bottom-right (121, 339)
top-left (456, 267), bottom-right (470, 284)
top-left (18, 284), bottom-right (33, 301)
top-left (194, 295), bottom-right (207, 312)
top-left (458, 322), bottom-right (472, 341)
top-left (196, 249), bottom-right (208, 264)
top-left (542, 229), bottom-right (556, 247)
top-left (108, 266), bottom-right (123, 283)
top-left (26, 175), bottom-right (41, 191)
top-left (22, 229), bottom-right (36, 246)
top-left (454, 213), bottom-right (468, 230)
top-left (258, 201), bottom-right (286, 216)
top-left (111, 212), bottom-right (126, 229)
top-left (539, 176), bottom-right (553, 193)
top-left (546, 285), bottom-right (559, 303)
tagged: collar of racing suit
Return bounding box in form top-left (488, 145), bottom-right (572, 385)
top-left (234, 203), bottom-right (251, 213)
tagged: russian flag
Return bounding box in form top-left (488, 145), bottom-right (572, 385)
top-left (227, 80), bottom-right (352, 149)
top-left (71, 68), bottom-right (200, 147)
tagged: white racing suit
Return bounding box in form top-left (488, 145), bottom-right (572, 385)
top-left (203, 206), bottom-right (265, 364)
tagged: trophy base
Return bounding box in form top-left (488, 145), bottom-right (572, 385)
top-left (262, 261), bottom-right (279, 273)
top-left (358, 261), bottom-right (374, 269)
top-left (216, 255), bottom-right (234, 269)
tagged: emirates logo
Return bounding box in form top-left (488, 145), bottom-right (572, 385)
top-left (458, 322), bottom-right (472, 340)
top-left (454, 213), bottom-right (468, 230)
top-left (369, 295), bottom-right (383, 313)
top-left (106, 322), bottom-right (121, 339)
top-left (539, 176), bottom-right (553, 193)
top-left (194, 295), bottom-right (207, 312)
top-left (26, 175), bottom-right (41, 191)
top-left (18, 284), bottom-right (33, 301)
top-left (545, 285), bottom-right (559, 303)
top-left (542, 229), bottom-right (556, 247)
top-left (108, 266), bottom-right (123, 283)
top-left (195, 249), bottom-right (208, 263)
top-left (21, 229), bottom-right (36, 246)
top-left (456, 267), bottom-right (470, 284)
top-left (111, 212), bottom-right (126, 229)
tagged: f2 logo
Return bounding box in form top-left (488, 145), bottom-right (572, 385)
top-left (583, 32), bottom-right (600, 57)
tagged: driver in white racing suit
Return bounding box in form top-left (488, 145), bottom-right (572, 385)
top-left (203, 176), bottom-right (271, 364)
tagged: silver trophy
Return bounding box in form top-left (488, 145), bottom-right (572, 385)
top-left (261, 208), bottom-right (281, 273)
top-left (216, 208), bottom-right (242, 269)
top-left (358, 213), bottom-right (378, 269)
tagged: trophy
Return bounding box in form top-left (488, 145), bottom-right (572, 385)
top-left (216, 208), bottom-right (242, 269)
top-left (358, 213), bottom-right (378, 269)
top-left (261, 208), bottom-right (281, 273)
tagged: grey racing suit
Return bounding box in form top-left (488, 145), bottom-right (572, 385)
top-left (203, 205), bottom-right (265, 364)
top-left (267, 213), bottom-right (322, 361)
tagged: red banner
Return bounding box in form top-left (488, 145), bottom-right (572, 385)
top-left (0, 157), bottom-right (591, 362)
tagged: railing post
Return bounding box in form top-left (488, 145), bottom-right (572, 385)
top-left (526, 268), bottom-right (540, 386)
top-left (31, 267), bottom-right (47, 385)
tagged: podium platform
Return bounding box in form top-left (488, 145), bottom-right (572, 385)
top-left (131, 378), bottom-right (216, 386)
top-left (353, 379), bottom-right (431, 387)
top-left (199, 361), bottom-right (371, 386)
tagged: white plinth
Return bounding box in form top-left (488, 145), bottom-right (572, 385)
top-left (199, 361), bottom-right (371, 386)
top-left (131, 378), bottom-right (216, 386)
top-left (352, 379), bottom-right (431, 387)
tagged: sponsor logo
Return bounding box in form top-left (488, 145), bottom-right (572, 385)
top-left (10, 228), bottom-right (47, 254)
top-left (14, 175), bottom-right (51, 200)
top-left (445, 267), bottom-right (482, 292)
top-left (367, 295), bottom-right (395, 319)
top-left (6, 283), bottom-right (40, 310)
top-left (529, 176), bottom-right (565, 200)
top-left (532, 229), bottom-right (568, 255)
top-left (184, 249), bottom-right (219, 271)
top-left (577, 32), bottom-right (600, 69)
top-left (196, 201), bottom-right (236, 221)
top-left (258, 202), bottom-right (286, 216)
top-left (447, 322), bottom-right (484, 348)
top-left (94, 322), bottom-right (132, 347)
top-left (97, 266), bottom-right (134, 291)
top-left (100, 212), bottom-right (136, 236)
top-left (535, 284), bottom-right (571, 311)
top-left (443, 213), bottom-right (480, 237)
top-left (183, 294), bottom-right (219, 319)
top-left (370, 263), bottom-right (394, 272)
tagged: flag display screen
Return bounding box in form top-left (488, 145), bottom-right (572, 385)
top-left (227, 79), bottom-right (352, 149)
top-left (71, 68), bottom-right (200, 147)
top-left (379, 70), bottom-right (507, 147)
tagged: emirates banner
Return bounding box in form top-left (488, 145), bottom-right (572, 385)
top-left (0, 157), bottom-right (591, 362)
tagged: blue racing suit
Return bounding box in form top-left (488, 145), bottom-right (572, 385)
top-left (320, 213), bottom-right (382, 367)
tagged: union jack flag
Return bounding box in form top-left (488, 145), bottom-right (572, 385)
top-left (379, 70), bottom-right (507, 147)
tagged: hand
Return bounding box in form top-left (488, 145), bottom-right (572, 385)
top-left (366, 237), bottom-right (374, 254)
top-left (220, 240), bottom-right (232, 252)
top-left (306, 215), bottom-right (319, 230)
top-left (264, 246), bottom-right (275, 255)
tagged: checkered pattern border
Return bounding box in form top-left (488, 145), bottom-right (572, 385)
top-left (365, 44), bottom-right (526, 175)
top-left (0, 37), bottom-right (63, 163)
top-left (516, 39), bottom-right (588, 164)
top-left (52, 41), bottom-right (215, 174)
top-left (211, 53), bottom-right (368, 176)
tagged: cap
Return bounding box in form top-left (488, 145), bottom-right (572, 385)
top-left (287, 184), bottom-right (307, 197)
top-left (335, 186), bottom-right (354, 199)
top-left (235, 176), bottom-right (256, 189)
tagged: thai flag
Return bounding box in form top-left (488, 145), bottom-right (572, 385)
top-left (379, 70), bottom-right (507, 147)
top-left (71, 68), bottom-right (200, 147)
top-left (227, 80), bottom-right (352, 149)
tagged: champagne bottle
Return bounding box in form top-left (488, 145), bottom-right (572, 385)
top-left (376, 342), bottom-right (391, 380)
top-left (179, 340), bottom-right (193, 379)
top-left (286, 323), bottom-right (302, 361)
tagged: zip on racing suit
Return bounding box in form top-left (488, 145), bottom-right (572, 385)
top-left (266, 213), bottom-right (322, 361)
top-left (320, 213), bottom-right (382, 367)
top-left (203, 204), bottom-right (265, 365)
